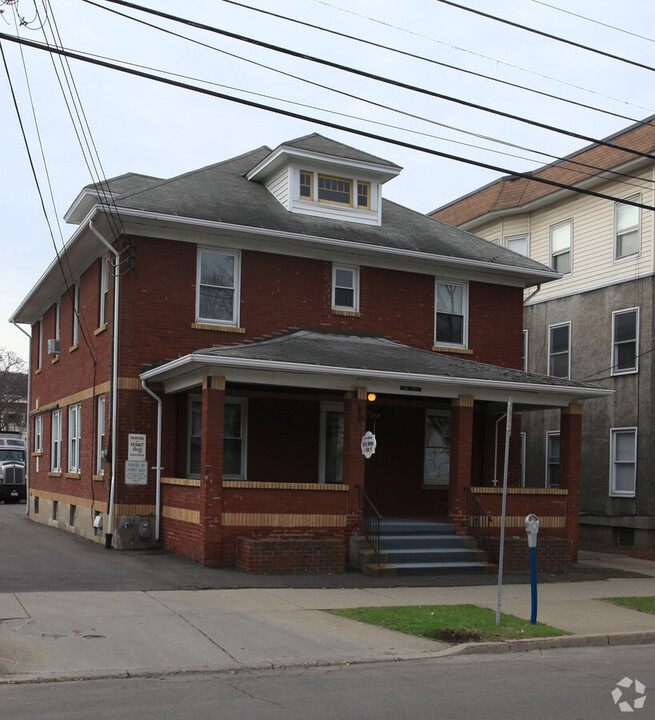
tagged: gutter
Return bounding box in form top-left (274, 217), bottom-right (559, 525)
top-left (140, 380), bottom-right (162, 541)
top-left (89, 221), bottom-right (119, 550)
top-left (12, 321), bottom-right (31, 515)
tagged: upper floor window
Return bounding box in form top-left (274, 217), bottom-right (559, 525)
top-left (96, 395), bottom-right (106, 475)
top-left (72, 283), bottom-right (80, 347)
top-left (37, 319), bottom-right (43, 370)
top-left (357, 181), bottom-right (370, 210)
top-left (34, 415), bottom-right (43, 453)
top-left (610, 427), bottom-right (637, 497)
top-left (332, 265), bottom-right (359, 311)
top-left (299, 171), bottom-right (313, 200)
top-left (196, 249), bottom-right (240, 326)
top-left (55, 301), bottom-right (61, 343)
top-left (550, 220), bottom-right (572, 275)
top-left (99, 255), bottom-right (110, 327)
top-left (522, 329), bottom-right (528, 372)
top-left (51, 409), bottom-right (62, 472)
top-left (300, 171), bottom-right (371, 210)
top-left (505, 234), bottom-right (529, 257)
top-left (435, 280), bottom-right (467, 347)
top-left (68, 403), bottom-right (81, 473)
top-left (318, 174), bottom-right (352, 206)
top-left (548, 322), bottom-right (570, 378)
top-left (615, 196), bottom-right (640, 259)
top-left (612, 308), bottom-right (639, 375)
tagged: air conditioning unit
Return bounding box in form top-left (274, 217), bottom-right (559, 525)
top-left (47, 338), bottom-right (60, 355)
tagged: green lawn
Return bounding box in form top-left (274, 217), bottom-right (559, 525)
top-left (602, 596), bottom-right (655, 614)
top-left (331, 604), bottom-right (569, 643)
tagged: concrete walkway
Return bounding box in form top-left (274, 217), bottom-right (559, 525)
top-left (1, 551), bottom-right (654, 683)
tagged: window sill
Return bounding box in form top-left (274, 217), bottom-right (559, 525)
top-left (51, 356), bottom-right (60, 364)
top-left (432, 345), bottom-right (473, 355)
top-left (611, 369), bottom-right (638, 377)
top-left (94, 325), bottom-right (107, 336)
top-left (332, 309), bottom-right (361, 317)
top-left (35, 368), bottom-right (42, 375)
top-left (48, 471), bottom-right (62, 478)
top-left (32, 452), bottom-right (43, 458)
top-left (69, 344), bottom-right (79, 353)
top-left (192, 322), bottom-right (246, 334)
top-left (65, 472), bottom-right (81, 480)
top-left (93, 474), bottom-right (105, 482)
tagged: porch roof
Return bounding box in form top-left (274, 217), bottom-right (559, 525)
top-left (140, 331), bottom-right (610, 408)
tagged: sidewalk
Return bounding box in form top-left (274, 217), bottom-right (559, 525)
top-left (1, 551), bottom-right (654, 684)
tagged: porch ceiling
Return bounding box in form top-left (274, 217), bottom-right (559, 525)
top-left (140, 330), bottom-right (611, 409)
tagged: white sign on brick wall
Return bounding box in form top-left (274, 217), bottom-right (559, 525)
top-left (128, 433), bottom-right (146, 461)
top-left (125, 460), bottom-right (148, 485)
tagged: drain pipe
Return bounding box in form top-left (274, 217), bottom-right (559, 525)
top-left (140, 379), bottom-right (162, 540)
top-left (89, 220), bottom-right (119, 549)
top-left (12, 321), bottom-right (31, 515)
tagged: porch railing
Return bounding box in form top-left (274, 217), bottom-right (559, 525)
top-left (466, 487), bottom-right (493, 550)
top-left (358, 485), bottom-right (382, 556)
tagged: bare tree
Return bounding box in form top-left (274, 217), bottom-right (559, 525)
top-left (0, 349), bottom-right (27, 433)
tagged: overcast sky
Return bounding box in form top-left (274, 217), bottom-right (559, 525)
top-left (1, 0), bottom-right (654, 362)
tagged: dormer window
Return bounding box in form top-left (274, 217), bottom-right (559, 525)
top-left (300, 171), bottom-right (313, 200)
top-left (299, 170), bottom-right (371, 211)
top-left (357, 181), bottom-right (370, 210)
top-left (318, 174), bottom-right (352, 206)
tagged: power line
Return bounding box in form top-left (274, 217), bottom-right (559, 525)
top-left (217, 0), bottom-right (646, 128)
top-left (91, 0), bottom-right (655, 164)
top-left (84, 0), bottom-right (655, 191)
top-left (434, 0), bottom-right (655, 73)
top-left (1, 29), bottom-right (653, 213)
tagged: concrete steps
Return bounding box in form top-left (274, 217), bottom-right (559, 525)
top-left (359, 518), bottom-right (490, 576)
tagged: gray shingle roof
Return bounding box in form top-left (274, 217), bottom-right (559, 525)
top-left (105, 136), bottom-right (553, 276)
top-left (193, 330), bottom-right (601, 392)
top-left (280, 133), bottom-right (402, 168)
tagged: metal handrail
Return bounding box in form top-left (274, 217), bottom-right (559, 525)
top-left (358, 485), bottom-right (382, 556)
top-left (466, 488), bottom-right (493, 549)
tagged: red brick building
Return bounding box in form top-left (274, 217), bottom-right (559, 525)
top-left (11, 135), bottom-right (608, 572)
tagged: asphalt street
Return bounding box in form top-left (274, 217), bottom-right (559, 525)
top-left (0, 644), bottom-right (652, 720)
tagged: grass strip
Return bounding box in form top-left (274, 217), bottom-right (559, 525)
top-left (331, 603), bottom-right (569, 643)
top-left (602, 596), bottom-right (655, 614)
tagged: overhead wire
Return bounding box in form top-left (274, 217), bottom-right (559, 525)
top-left (1, 29), bottom-right (654, 214)
top-left (91, 0), bottom-right (655, 164)
top-left (83, 0), bottom-right (655, 191)
top-left (433, 0), bottom-right (655, 73)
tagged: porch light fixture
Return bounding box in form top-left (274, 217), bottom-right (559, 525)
top-left (367, 393), bottom-right (376, 402)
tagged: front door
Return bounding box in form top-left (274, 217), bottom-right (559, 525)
top-left (319, 402), bottom-right (344, 484)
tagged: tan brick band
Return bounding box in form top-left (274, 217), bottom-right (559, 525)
top-left (30, 489), bottom-right (108, 513)
top-left (162, 506), bottom-right (200, 524)
top-left (161, 477), bottom-right (201, 487)
top-left (222, 513), bottom-right (348, 528)
top-left (487, 515), bottom-right (566, 529)
top-left (471, 487), bottom-right (568, 496)
top-left (32, 377), bottom-right (146, 416)
top-left (223, 480), bottom-right (348, 492)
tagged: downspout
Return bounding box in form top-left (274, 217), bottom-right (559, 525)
top-left (140, 379), bottom-right (162, 541)
top-left (12, 321), bottom-right (31, 515)
top-left (89, 220), bottom-right (119, 549)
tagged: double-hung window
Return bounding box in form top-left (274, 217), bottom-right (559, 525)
top-left (610, 428), bottom-right (637, 497)
top-left (615, 196), bottom-right (640, 259)
top-left (318, 174), bottom-right (352, 206)
top-left (197, 249), bottom-right (240, 326)
top-left (68, 403), bottom-right (81, 473)
top-left (505, 234), bottom-right (529, 257)
top-left (99, 256), bottom-right (110, 327)
top-left (51, 409), bottom-right (62, 472)
top-left (548, 322), bottom-right (571, 378)
top-left (96, 395), bottom-right (106, 475)
top-left (332, 265), bottom-right (359, 311)
top-left (550, 220), bottom-right (572, 275)
top-left (38, 319), bottom-right (43, 370)
top-left (435, 280), bottom-right (467, 347)
top-left (55, 301), bottom-right (61, 347)
top-left (34, 415), bottom-right (43, 454)
top-left (72, 283), bottom-right (80, 347)
top-left (546, 432), bottom-right (560, 488)
top-left (522, 329), bottom-right (529, 372)
top-left (612, 308), bottom-right (639, 375)
top-left (188, 397), bottom-right (247, 478)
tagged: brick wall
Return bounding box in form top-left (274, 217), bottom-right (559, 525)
top-left (236, 536), bottom-right (346, 573)
top-left (484, 536), bottom-right (574, 571)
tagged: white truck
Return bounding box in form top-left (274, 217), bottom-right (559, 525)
top-left (0, 432), bottom-right (26, 503)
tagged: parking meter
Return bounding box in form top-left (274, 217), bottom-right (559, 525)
top-left (525, 514), bottom-right (539, 548)
top-left (525, 514), bottom-right (539, 623)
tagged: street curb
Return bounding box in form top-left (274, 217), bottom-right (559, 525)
top-left (2, 632), bottom-right (655, 685)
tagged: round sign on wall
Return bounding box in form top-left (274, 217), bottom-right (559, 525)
top-left (361, 431), bottom-right (377, 459)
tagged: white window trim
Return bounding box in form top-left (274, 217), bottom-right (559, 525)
top-left (99, 255), bottom-right (110, 327)
top-left (96, 395), bottom-right (106, 475)
top-left (68, 403), bottom-right (82, 473)
top-left (195, 247), bottom-right (241, 327)
top-left (332, 264), bottom-right (360, 311)
top-left (611, 307), bottom-right (639, 376)
top-left (522, 329), bottom-right (529, 372)
top-left (505, 234), bottom-right (529, 257)
top-left (423, 409), bottom-right (451, 486)
top-left (434, 279), bottom-right (468, 349)
top-left (51, 409), bottom-right (62, 472)
top-left (609, 427), bottom-right (637, 498)
top-left (38, 319), bottom-right (43, 370)
top-left (548, 321), bottom-right (571, 379)
top-left (545, 431), bottom-right (560, 489)
top-left (34, 415), bottom-right (43, 453)
top-left (549, 220), bottom-right (572, 275)
top-left (55, 301), bottom-right (61, 342)
top-left (614, 195), bottom-right (641, 261)
top-left (72, 283), bottom-right (80, 346)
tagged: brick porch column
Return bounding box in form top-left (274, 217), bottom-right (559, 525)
top-left (449, 395), bottom-right (474, 532)
top-left (343, 387), bottom-right (367, 535)
top-left (560, 402), bottom-right (582, 558)
top-left (198, 375), bottom-right (225, 567)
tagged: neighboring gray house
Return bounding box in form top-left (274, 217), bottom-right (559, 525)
top-left (431, 117), bottom-right (655, 549)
